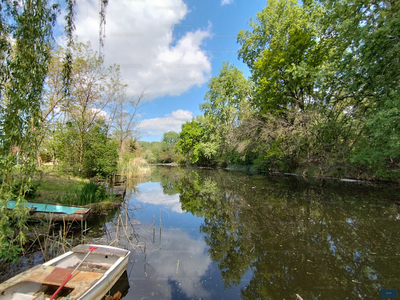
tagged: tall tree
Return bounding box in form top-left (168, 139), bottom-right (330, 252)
top-left (201, 61), bottom-right (252, 160)
top-left (0, 0), bottom-right (111, 261)
top-left (106, 78), bottom-right (146, 152)
top-left (237, 0), bottom-right (329, 114)
top-left (319, 0), bottom-right (400, 171)
top-left (66, 41), bottom-right (119, 173)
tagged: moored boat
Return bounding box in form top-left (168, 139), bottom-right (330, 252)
top-left (0, 244), bottom-right (130, 300)
top-left (6, 201), bottom-right (91, 222)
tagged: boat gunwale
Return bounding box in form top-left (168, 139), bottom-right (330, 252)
top-left (0, 245), bottom-right (130, 300)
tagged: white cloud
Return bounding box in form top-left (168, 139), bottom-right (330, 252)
top-left (221, 0), bottom-right (234, 5)
top-left (71, 0), bottom-right (212, 100)
top-left (138, 109), bottom-right (193, 136)
top-left (89, 108), bottom-right (109, 120)
top-left (135, 183), bottom-right (183, 213)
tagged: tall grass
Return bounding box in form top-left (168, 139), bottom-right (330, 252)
top-left (118, 157), bottom-right (151, 181)
top-left (33, 218), bottom-right (74, 261)
top-left (56, 181), bottom-right (113, 206)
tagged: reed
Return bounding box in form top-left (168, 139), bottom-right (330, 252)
top-left (118, 157), bottom-right (151, 181)
top-left (56, 181), bottom-right (113, 206)
top-left (33, 218), bottom-right (74, 261)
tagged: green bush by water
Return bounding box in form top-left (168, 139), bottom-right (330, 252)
top-left (56, 181), bottom-right (112, 206)
top-left (12, 180), bottom-right (39, 198)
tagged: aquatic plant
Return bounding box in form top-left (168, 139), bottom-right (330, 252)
top-left (55, 181), bottom-right (113, 206)
top-left (118, 157), bottom-right (151, 181)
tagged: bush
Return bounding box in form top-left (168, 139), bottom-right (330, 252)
top-left (56, 181), bottom-right (112, 206)
top-left (12, 180), bottom-right (39, 198)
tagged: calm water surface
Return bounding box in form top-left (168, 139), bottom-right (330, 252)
top-left (88, 166), bottom-right (400, 300)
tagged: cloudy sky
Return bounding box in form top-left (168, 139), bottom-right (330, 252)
top-left (62, 0), bottom-right (267, 141)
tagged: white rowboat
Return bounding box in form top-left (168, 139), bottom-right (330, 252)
top-left (0, 244), bottom-right (130, 300)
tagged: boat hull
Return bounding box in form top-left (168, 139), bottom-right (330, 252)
top-left (6, 201), bottom-right (91, 222)
top-left (0, 245), bottom-right (130, 300)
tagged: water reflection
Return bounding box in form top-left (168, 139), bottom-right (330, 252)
top-left (134, 182), bottom-right (183, 213)
top-left (89, 166), bottom-right (400, 300)
top-left (173, 168), bottom-right (400, 299)
top-left (128, 227), bottom-right (211, 299)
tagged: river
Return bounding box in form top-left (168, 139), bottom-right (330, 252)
top-left (86, 166), bottom-right (400, 300)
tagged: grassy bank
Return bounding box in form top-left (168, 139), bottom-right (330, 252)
top-left (30, 169), bottom-right (120, 211)
top-left (33, 171), bottom-right (88, 203)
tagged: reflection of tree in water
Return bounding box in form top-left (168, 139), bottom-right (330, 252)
top-left (167, 167), bottom-right (400, 300)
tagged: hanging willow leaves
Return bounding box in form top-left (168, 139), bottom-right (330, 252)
top-left (99, 0), bottom-right (109, 60)
top-left (62, 0), bottom-right (76, 96)
top-left (0, 0), bottom-right (109, 261)
top-left (0, 0), bottom-right (58, 261)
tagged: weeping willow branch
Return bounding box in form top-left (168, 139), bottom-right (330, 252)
top-left (99, 0), bottom-right (109, 60)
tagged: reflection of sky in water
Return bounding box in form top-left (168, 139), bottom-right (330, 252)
top-left (129, 182), bottom-right (204, 238)
top-left (122, 181), bottom-right (247, 299)
top-left (134, 182), bottom-right (183, 213)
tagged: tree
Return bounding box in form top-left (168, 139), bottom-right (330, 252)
top-left (65, 41), bottom-right (119, 174)
top-left (175, 116), bottom-right (221, 165)
top-left (237, 0), bottom-right (329, 114)
top-left (159, 131), bottom-right (181, 163)
top-left (201, 61), bottom-right (252, 162)
top-left (175, 119), bottom-right (205, 164)
top-left (55, 119), bottom-right (118, 177)
top-left (39, 46), bottom-right (71, 167)
top-left (82, 120), bottom-right (119, 177)
top-left (162, 131), bottom-right (180, 146)
top-left (319, 0), bottom-right (400, 172)
top-left (0, 0), bottom-right (111, 261)
top-left (106, 81), bottom-right (146, 152)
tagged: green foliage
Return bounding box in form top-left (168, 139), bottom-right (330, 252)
top-left (11, 180), bottom-right (39, 198)
top-left (162, 131), bottom-right (180, 145)
top-left (202, 61), bottom-right (251, 127)
top-left (159, 131), bottom-right (181, 163)
top-left (175, 119), bottom-right (206, 164)
top-left (79, 181), bottom-right (108, 205)
top-left (352, 95), bottom-right (400, 170)
top-left (238, 0), bottom-right (328, 114)
top-left (54, 119), bottom-right (118, 177)
top-left (0, 0), bottom-right (58, 261)
top-left (319, 0), bottom-right (400, 173)
top-left (199, 62), bottom-right (253, 166)
top-left (56, 181), bottom-right (111, 206)
top-left (83, 122), bottom-right (119, 177)
top-left (171, 0), bottom-right (399, 178)
top-left (139, 137), bottom-right (184, 164)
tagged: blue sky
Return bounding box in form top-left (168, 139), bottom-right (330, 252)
top-left (67, 0), bottom-right (267, 142)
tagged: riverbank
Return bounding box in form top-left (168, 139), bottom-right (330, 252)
top-left (192, 163), bottom-right (400, 184)
top-left (33, 171), bottom-right (88, 203)
top-left (31, 170), bottom-right (126, 211)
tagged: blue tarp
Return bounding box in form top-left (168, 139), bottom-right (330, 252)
top-left (6, 201), bottom-right (81, 215)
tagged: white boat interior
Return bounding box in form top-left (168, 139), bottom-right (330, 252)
top-left (0, 245), bottom-right (130, 300)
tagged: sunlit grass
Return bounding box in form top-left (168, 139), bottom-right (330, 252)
top-left (118, 157), bottom-right (151, 182)
top-left (33, 170), bottom-right (115, 206)
top-left (34, 172), bottom-right (87, 203)
top-left (56, 181), bottom-right (114, 206)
